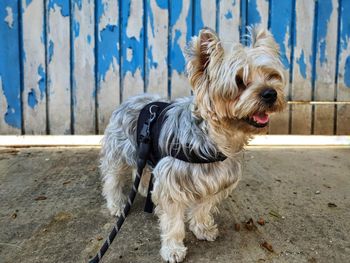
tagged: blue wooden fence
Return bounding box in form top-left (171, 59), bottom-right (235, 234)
top-left (0, 0), bottom-right (349, 135)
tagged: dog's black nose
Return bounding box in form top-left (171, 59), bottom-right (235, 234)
top-left (261, 88), bottom-right (277, 104)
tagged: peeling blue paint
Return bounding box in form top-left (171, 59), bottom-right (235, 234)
top-left (96, 0), bottom-right (105, 24)
top-left (98, 25), bottom-right (119, 81)
top-left (193, 0), bottom-right (203, 36)
top-left (48, 0), bottom-right (70, 17)
top-left (145, 0), bottom-right (160, 73)
top-left (0, 0), bottom-right (347, 133)
top-left (74, 0), bottom-right (83, 10)
top-left (269, 0), bottom-right (292, 68)
top-left (73, 20), bottom-right (80, 37)
top-left (317, 0), bottom-right (332, 66)
top-left (169, 1), bottom-right (192, 74)
top-left (297, 50), bottom-right (307, 79)
top-left (28, 89), bottom-right (38, 109)
top-left (48, 40), bottom-right (54, 62)
top-left (96, 0), bottom-right (120, 83)
top-left (185, 0), bottom-right (193, 42)
top-left (344, 56), bottom-right (350, 88)
top-left (225, 11), bottom-right (233, 20)
top-left (247, 0), bottom-right (262, 26)
top-left (156, 0), bottom-right (168, 9)
top-left (41, 29), bottom-right (45, 44)
top-left (340, 0), bottom-right (350, 88)
top-left (121, 0), bottom-right (144, 78)
top-left (340, 0), bottom-right (350, 51)
top-left (170, 0), bottom-right (182, 27)
top-left (147, 46), bottom-right (158, 69)
top-left (148, 1), bottom-right (156, 37)
top-left (38, 65), bottom-right (46, 100)
top-left (171, 29), bottom-right (186, 73)
top-left (0, 1), bottom-right (22, 129)
top-left (319, 40), bottom-right (327, 65)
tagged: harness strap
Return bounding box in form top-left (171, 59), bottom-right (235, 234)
top-left (144, 173), bottom-right (154, 213)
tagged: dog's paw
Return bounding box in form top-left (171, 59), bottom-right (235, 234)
top-left (190, 224), bottom-right (219, 241)
top-left (107, 200), bottom-right (126, 217)
top-left (160, 243), bottom-right (187, 263)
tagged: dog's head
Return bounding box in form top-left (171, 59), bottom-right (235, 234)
top-left (186, 26), bottom-right (286, 136)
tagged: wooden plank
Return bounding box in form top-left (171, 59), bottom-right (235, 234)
top-left (169, 0), bottom-right (192, 99)
top-left (71, 0), bottom-right (95, 134)
top-left (247, 0), bottom-right (269, 29)
top-left (96, 0), bottom-right (120, 134)
top-left (46, 0), bottom-right (71, 134)
top-left (218, 0), bottom-right (241, 44)
top-left (0, 1), bottom-right (22, 134)
top-left (121, 0), bottom-right (144, 101)
top-left (21, 0), bottom-right (46, 134)
top-left (268, 0), bottom-right (293, 134)
top-left (145, 0), bottom-right (168, 98)
top-left (193, 0), bottom-right (216, 35)
top-left (291, 0), bottom-right (315, 134)
top-left (336, 0), bottom-right (350, 135)
top-left (314, 0), bottom-right (338, 135)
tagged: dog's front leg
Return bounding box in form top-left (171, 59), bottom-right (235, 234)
top-left (156, 202), bottom-right (187, 263)
top-left (188, 200), bottom-right (219, 241)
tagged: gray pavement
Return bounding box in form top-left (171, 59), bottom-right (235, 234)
top-left (0, 147), bottom-right (349, 263)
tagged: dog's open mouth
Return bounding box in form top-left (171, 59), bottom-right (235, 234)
top-left (244, 112), bottom-right (269, 128)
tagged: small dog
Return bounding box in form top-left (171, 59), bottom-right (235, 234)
top-left (100, 26), bottom-right (286, 262)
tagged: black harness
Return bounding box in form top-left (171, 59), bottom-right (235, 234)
top-left (89, 101), bottom-right (227, 263)
top-left (137, 101), bottom-right (227, 166)
top-left (137, 102), bottom-right (227, 213)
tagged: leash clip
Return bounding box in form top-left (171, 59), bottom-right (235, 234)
top-left (148, 105), bottom-right (158, 123)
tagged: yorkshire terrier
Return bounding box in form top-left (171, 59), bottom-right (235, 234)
top-left (100, 26), bottom-right (286, 262)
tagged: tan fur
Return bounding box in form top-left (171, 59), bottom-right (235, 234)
top-left (186, 26), bottom-right (286, 159)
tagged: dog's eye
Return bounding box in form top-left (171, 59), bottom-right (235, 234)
top-left (267, 73), bottom-right (282, 81)
top-left (235, 75), bottom-right (246, 90)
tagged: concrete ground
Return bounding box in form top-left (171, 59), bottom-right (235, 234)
top-left (0, 147), bottom-right (349, 263)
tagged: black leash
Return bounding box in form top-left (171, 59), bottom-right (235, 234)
top-left (89, 106), bottom-right (158, 263)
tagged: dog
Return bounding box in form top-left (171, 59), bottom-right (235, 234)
top-left (100, 26), bottom-right (286, 262)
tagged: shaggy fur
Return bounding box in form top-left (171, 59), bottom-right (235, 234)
top-left (100, 26), bottom-right (286, 262)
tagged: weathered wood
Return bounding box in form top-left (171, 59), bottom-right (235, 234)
top-left (314, 0), bottom-right (338, 135)
top-left (247, 0), bottom-right (269, 29)
top-left (0, 0), bottom-right (347, 135)
top-left (71, 0), bottom-right (96, 134)
top-left (268, 0), bottom-right (293, 134)
top-left (169, 0), bottom-right (192, 99)
top-left (219, 0), bottom-right (241, 44)
top-left (121, 0), bottom-right (144, 101)
top-left (21, 0), bottom-right (47, 134)
top-left (291, 0), bottom-right (315, 134)
top-left (0, 1), bottom-right (22, 134)
top-left (145, 0), bottom-right (168, 98)
top-left (46, 0), bottom-right (71, 134)
top-left (193, 0), bottom-right (216, 34)
top-left (96, 0), bottom-right (120, 134)
top-left (336, 0), bottom-right (350, 135)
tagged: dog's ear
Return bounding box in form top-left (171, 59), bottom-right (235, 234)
top-left (186, 28), bottom-right (224, 89)
top-left (249, 26), bottom-right (280, 56)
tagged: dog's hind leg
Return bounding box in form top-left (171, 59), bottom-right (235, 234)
top-left (101, 159), bottom-right (131, 217)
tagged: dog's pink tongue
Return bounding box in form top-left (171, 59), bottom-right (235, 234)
top-left (252, 113), bottom-right (269, 124)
